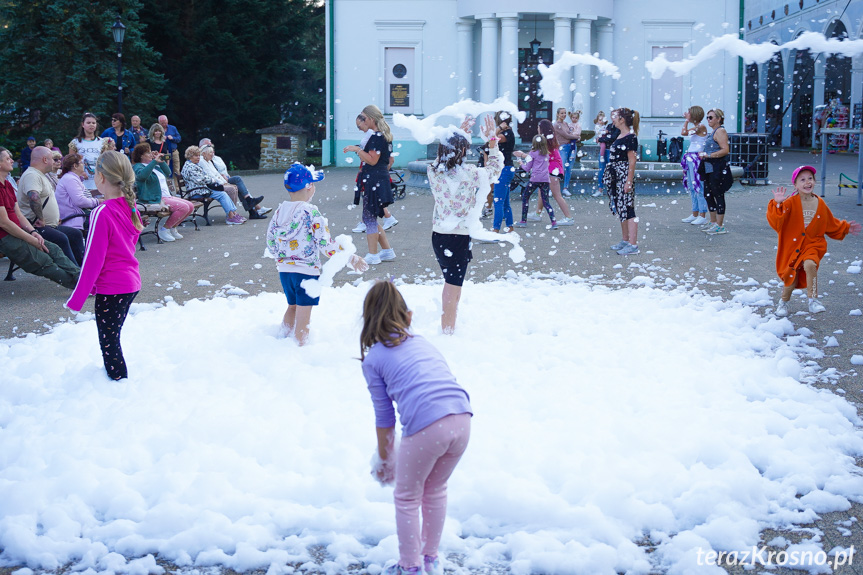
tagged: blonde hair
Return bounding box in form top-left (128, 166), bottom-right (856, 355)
top-left (101, 138), bottom-right (116, 153)
top-left (594, 111), bottom-right (606, 125)
top-left (362, 105), bottom-right (393, 143)
top-left (148, 123), bottom-right (164, 141)
top-left (709, 108), bottom-right (725, 125)
top-left (530, 133), bottom-right (549, 156)
top-left (185, 145), bottom-right (201, 160)
top-left (96, 151), bottom-right (143, 231)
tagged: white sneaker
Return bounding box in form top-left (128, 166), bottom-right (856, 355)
top-left (691, 216), bottom-right (707, 225)
top-left (808, 298), bottom-right (826, 314)
top-left (681, 215), bottom-right (697, 223)
top-left (591, 190), bottom-right (603, 197)
top-left (382, 216), bottom-right (398, 230)
top-left (364, 252), bottom-right (382, 265)
top-left (557, 217), bottom-right (574, 226)
top-left (353, 222), bottom-right (367, 233)
top-left (257, 206), bottom-right (272, 215)
top-left (379, 248), bottom-right (396, 261)
top-left (157, 227), bottom-right (176, 242)
top-left (775, 299), bottom-right (789, 317)
top-left (527, 213), bottom-right (542, 222)
top-left (170, 227), bottom-right (184, 239)
top-left (562, 190), bottom-right (572, 197)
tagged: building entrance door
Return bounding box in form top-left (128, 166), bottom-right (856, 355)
top-left (518, 47), bottom-right (553, 143)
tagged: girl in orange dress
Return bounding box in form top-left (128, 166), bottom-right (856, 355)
top-left (767, 165), bottom-right (860, 316)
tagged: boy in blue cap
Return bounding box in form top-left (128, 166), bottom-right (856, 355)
top-left (267, 163), bottom-right (368, 345)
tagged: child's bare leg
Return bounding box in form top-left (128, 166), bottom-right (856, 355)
top-left (803, 259), bottom-right (818, 298)
top-left (441, 283), bottom-right (462, 335)
top-left (283, 305), bottom-right (297, 331)
top-left (548, 177), bottom-right (572, 218)
top-left (294, 305), bottom-right (313, 346)
top-left (781, 275), bottom-right (800, 301)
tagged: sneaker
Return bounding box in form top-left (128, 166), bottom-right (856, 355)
top-left (364, 252), bottom-right (382, 265)
top-left (170, 227), bottom-right (184, 240)
top-left (226, 214), bottom-right (245, 225)
top-left (562, 189), bottom-right (573, 197)
top-left (610, 240), bottom-right (630, 251)
top-left (423, 556), bottom-right (442, 575)
top-left (557, 217), bottom-right (574, 226)
top-left (382, 216), bottom-right (399, 230)
top-left (550, 221), bottom-right (559, 230)
top-left (681, 215), bottom-right (697, 223)
top-left (808, 298), bottom-right (826, 314)
top-left (691, 215), bottom-right (707, 225)
top-left (353, 222), bottom-right (367, 233)
top-left (527, 213), bottom-right (542, 222)
top-left (775, 299), bottom-right (789, 317)
top-left (384, 565), bottom-right (420, 575)
top-left (157, 227), bottom-right (176, 242)
top-left (248, 210), bottom-right (267, 220)
top-left (379, 248), bottom-right (396, 261)
top-left (514, 221), bottom-right (527, 228)
top-left (701, 222), bottom-right (719, 233)
top-left (257, 206), bottom-right (273, 215)
top-left (481, 206), bottom-right (492, 219)
top-left (617, 243), bottom-right (640, 255)
top-left (591, 190), bottom-right (603, 197)
top-left (707, 226), bottom-right (727, 235)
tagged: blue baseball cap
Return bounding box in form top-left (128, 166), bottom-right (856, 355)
top-left (284, 163), bottom-right (324, 192)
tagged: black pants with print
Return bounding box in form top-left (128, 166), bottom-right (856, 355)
top-left (95, 292), bottom-right (138, 380)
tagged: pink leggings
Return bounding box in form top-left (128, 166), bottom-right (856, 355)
top-left (162, 196), bottom-right (196, 228)
top-left (394, 413), bottom-right (471, 569)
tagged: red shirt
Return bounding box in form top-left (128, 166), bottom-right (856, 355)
top-left (0, 178), bottom-right (22, 239)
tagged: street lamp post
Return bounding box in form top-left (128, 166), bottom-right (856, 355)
top-left (111, 16), bottom-right (126, 114)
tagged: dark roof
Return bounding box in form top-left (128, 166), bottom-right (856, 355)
top-left (255, 123), bottom-right (306, 135)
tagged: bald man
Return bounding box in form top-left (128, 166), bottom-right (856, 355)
top-left (17, 146), bottom-right (86, 265)
top-left (158, 115), bottom-right (182, 175)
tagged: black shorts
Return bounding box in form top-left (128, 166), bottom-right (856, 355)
top-left (432, 232), bottom-right (472, 286)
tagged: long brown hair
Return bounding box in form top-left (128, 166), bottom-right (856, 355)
top-left (75, 112), bottom-right (100, 142)
top-left (432, 133), bottom-right (470, 172)
top-left (360, 281), bottom-right (412, 360)
top-left (537, 119), bottom-right (558, 151)
top-left (614, 108), bottom-right (641, 136)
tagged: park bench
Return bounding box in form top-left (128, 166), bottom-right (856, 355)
top-left (175, 174), bottom-right (220, 226)
top-left (135, 201), bottom-right (173, 251)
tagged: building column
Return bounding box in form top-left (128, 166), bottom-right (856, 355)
top-left (757, 62), bottom-right (768, 133)
top-left (812, 58), bottom-right (826, 145)
top-left (851, 56), bottom-right (863, 126)
top-left (596, 21), bottom-right (614, 115)
top-left (782, 51), bottom-right (794, 148)
top-left (552, 16), bottom-right (573, 115)
top-left (479, 15), bottom-right (499, 104)
top-left (499, 15), bottom-right (519, 105)
top-left (457, 19), bottom-right (475, 100)
top-left (573, 18), bottom-right (594, 120)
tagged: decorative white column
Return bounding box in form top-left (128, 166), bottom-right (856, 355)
top-left (479, 15), bottom-right (499, 104)
top-left (552, 16), bottom-right (573, 115)
top-left (812, 58), bottom-right (826, 145)
top-left (757, 63), bottom-right (768, 133)
top-left (596, 21), bottom-right (614, 115)
top-left (573, 17), bottom-right (594, 120)
top-left (782, 51), bottom-right (795, 148)
top-left (499, 15), bottom-right (519, 105)
top-left (457, 19), bottom-right (475, 100)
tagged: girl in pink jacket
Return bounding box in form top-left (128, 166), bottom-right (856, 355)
top-left (67, 151), bottom-right (143, 380)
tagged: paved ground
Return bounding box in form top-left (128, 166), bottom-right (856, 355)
top-left (1, 148), bottom-right (862, 574)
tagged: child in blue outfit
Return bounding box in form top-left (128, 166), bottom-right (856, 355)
top-left (267, 163), bottom-right (367, 345)
top-left (360, 281), bottom-right (472, 575)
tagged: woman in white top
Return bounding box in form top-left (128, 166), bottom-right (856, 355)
top-left (68, 113), bottom-right (103, 192)
top-left (680, 106), bottom-right (709, 225)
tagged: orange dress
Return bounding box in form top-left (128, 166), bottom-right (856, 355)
top-left (767, 194), bottom-right (850, 288)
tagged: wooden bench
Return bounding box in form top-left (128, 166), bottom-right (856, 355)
top-left (175, 174), bottom-right (221, 226)
top-left (135, 202), bottom-right (174, 251)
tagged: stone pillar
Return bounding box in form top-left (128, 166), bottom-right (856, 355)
top-left (457, 19), bottom-right (475, 100)
top-left (499, 15), bottom-right (519, 105)
top-left (851, 56), bottom-right (863, 127)
top-left (782, 51), bottom-right (794, 148)
top-left (757, 62), bottom-right (767, 133)
top-left (596, 21), bottom-right (614, 115)
top-left (573, 18), bottom-right (594, 120)
top-left (479, 15), bottom-right (499, 104)
top-left (552, 16), bottom-right (573, 115)
top-left (812, 58), bottom-right (826, 145)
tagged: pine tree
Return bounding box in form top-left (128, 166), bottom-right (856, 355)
top-left (0, 0), bottom-right (166, 151)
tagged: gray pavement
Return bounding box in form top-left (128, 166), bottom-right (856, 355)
top-left (1, 148), bottom-right (862, 574)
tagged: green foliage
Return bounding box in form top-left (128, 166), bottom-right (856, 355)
top-left (0, 0), bottom-right (166, 153)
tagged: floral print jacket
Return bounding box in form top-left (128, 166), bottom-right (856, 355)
top-left (427, 147), bottom-right (502, 236)
top-left (266, 200), bottom-right (340, 275)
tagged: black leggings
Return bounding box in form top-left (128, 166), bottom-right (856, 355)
top-left (95, 292), bottom-right (138, 380)
top-left (704, 180), bottom-right (727, 215)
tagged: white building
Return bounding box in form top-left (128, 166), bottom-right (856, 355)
top-left (323, 0), bottom-right (743, 167)
top-left (742, 0), bottom-right (863, 149)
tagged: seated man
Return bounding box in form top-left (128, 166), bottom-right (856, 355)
top-left (199, 138), bottom-right (270, 216)
top-left (0, 147), bottom-right (79, 288)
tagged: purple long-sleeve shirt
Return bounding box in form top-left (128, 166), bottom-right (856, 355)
top-left (66, 197), bottom-right (141, 311)
top-left (55, 172), bottom-right (98, 230)
top-left (362, 334), bottom-right (472, 437)
top-left (521, 150), bottom-right (550, 183)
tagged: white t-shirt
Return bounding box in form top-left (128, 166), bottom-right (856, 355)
top-left (71, 137), bottom-right (103, 190)
top-left (154, 168), bottom-right (172, 198)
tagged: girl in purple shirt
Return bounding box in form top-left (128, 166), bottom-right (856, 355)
top-left (67, 151), bottom-right (143, 380)
top-left (513, 134), bottom-right (556, 229)
top-left (360, 281), bottom-right (472, 575)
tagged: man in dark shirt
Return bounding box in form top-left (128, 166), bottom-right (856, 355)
top-left (19, 137), bottom-right (35, 173)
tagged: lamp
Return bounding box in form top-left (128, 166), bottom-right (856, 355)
top-left (530, 15), bottom-right (541, 56)
top-left (112, 16), bottom-right (126, 113)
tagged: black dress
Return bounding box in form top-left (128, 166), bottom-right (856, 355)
top-left (359, 133), bottom-right (394, 218)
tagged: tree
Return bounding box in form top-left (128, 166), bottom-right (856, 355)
top-left (139, 0), bottom-right (325, 168)
top-left (0, 0), bottom-right (166, 152)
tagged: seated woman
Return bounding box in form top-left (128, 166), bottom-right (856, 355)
top-left (55, 153), bottom-right (100, 231)
top-left (199, 144), bottom-right (265, 219)
top-left (132, 143), bottom-right (196, 242)
top-left (180, 145), bottom-right (246, 225)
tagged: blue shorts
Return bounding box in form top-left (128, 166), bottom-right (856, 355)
top-left (279, 272), bottom-right (320, 306)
